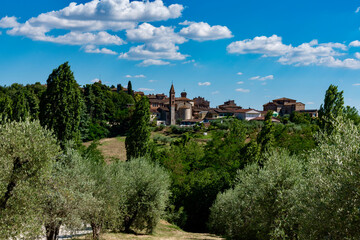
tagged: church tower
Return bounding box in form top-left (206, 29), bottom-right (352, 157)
top-left (169, 84), bottom-right (176, 125)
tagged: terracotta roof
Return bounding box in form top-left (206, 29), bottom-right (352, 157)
top-left (158, 106), bottom-right (169, 112)
top-left (233, 109), bottom-right (259, 113)
top-left (176, 97), bottom-right (192, 101)
top-left (273, 97), bottom-right (296, 101)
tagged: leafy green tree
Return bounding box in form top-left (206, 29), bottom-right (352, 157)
top-left (318, 84), bottom-right (344, 130)
top-left (343, 105), bottom-right (360, 125)
top-left (0, 119), bottom-right (60, 239)
top-left (257, 111), bottom-right (275, 153)
top-left (40, 62), bottom-right (83, 146)
top-left (43, 146), bottom-right (96, 240)
top-left (295, 117), bottom-right (360, 239)
top-left (209, 150), bottom-right (304, 240)
top-left (125, 96), bottom-right (150, 160)
top-left (108, 158), bottom-right (171, 234)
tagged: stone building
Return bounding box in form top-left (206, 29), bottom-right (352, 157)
top-left (263, 97), bottom-right (305, 116)
top-left (149, 84), bottom-right (198, 125)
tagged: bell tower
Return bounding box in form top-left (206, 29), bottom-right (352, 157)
top-left (169, 84), bottom-right (176, 125)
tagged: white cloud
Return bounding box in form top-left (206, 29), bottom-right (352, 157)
top-left (237, 81), bottom-right (244, 84)
top-left (179, 21), bottom-right (233, 41)
top-left (91, 78), bottom-right (101, 83)
top-left (149, 80), bottom-right (157, 83)
top-left (83, 44), bottom-right (117, 54)
top-left (350, 40), bottom-right (360, 47)
top-left (138, 88), bottom-right (154, 91)
top-left (182, 59), bottom-right (195, 64)
top-left (227, 35), bottom-right (291, 56)
top-left (198, 82), bottom-right (211, 86)
top-left (228, 35), bottom-right (360, 69)
top-left (307, 102), bottom-right (314, 105)
top-left (0, 16), bottom-right (20, 28)
top-left (250, 75), bottom-right (273, 81)
top-left (127, 23), bottom-right (186, 44)
top-left (120, 23), bottom-right (188, 62)
top-left (211, 91), bottom-right (219, 95)
top-left (355, 52), bottom-right (360, 59)
top-left (237, 72), bottom-right (243, 75)
top-left (353, 83), bottom-right (360, 86)
top-left (119, 43), bottom-right (187, 61)
top-left (138, 59), bottom-right (170, 66)
top-left (125, 74), bottom-right (146, 78)
top-left (0, 0), bottom-right (183, 49)
top-left (235, 88), bottom-right (250, 93)
top-left (356, 7), bottom-right (360, 13)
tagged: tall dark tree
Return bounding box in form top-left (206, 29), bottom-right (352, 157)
top-left (125, 96), bottom-right (150, 160)
top-left (40, 62), bottom-right (83, 145)
top-left (319, 84), bottom-right (344, 131)
top-left (127, 81), bottom-right (134, 96)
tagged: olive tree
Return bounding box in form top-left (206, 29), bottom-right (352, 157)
top-left (108, 158), bottom-right (171, 234)
top-left (0, 119), bottom-right (60, 239)
top-left (209, 150), bottom-right (304, 240)
top-left (296, 117), bottom-right (360, 239)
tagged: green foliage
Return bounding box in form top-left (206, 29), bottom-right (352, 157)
top-left (290, 111), bottom-right (311, 124)
top-left (40, 62), bottom-right (83, 146)
top-left (257, 111), bottom-right (275, 153)
top-left (319, 84), bottom-right (344, 131)
top-left (209, 150), bottom-right (304, 240)
top-left (42, 146), bottom-right (96, 240)
top-left (295, 117), bottom-right (360, 239)
top-left (344, 105), bottom-right (360, 125)
top-left (107, 158), bottom-right (171, 234)
top-left (125, 96), bottom-right (151, 160)
top-left (0, 119), bottom-right (60, 239)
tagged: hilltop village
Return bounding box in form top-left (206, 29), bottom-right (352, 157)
top-left (116, 83), bottom-right (318, 126)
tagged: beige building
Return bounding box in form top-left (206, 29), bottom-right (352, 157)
top-left (263, 97), bottom-right (305, 116)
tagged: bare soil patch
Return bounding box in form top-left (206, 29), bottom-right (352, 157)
top-left (83, 137), bottom-right (127, 162)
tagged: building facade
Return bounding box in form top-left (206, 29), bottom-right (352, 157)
top-left (263, 97), bottom-right (305, 116)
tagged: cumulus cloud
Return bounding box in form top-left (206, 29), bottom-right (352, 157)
top-left (228, 35), bottom-right (360, 69)
top-left (138, 88), bottom-right (154, 91)
top-left (138, 59), bottom-right (170, 66)
top-left (125, 74), bottom-right (146, 78)
top-left (0, 16), bottom-right (20, 28)
top-left (211, 91), bottom-right (219, 94)
top-left (352, 83), bottom-right (360, 86)
top-left (237, 72), bottom-right (243, 75)
top-left (0, 0), bottom-right (183, 52)
top-left (198, 82), bottom-right (211, 86)
top-left (237, 81), bottom-right (244, 84)
top-left (356, 7), bottom-right (360, 13)
top-left (84, 45), bottom-right (117, 54)
top-left (349, 40), bottom-right (360, 47)
top-left (119, 43), bottom-right (187, 61)
top-left (120, 23), bottom-right (188, 62)
top-left (307, 102), bottom-right (314, 105)
top-left (179, 21), bottom-right (233, 41)
top-left (235, 88), bottom-right (250, 93)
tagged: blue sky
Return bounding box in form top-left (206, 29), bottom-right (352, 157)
top-left (1, 0), bottom-right (360, 109)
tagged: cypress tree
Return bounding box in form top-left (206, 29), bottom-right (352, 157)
top-left (127, 81), bottom-right (134, 96)
top-left (40, 62), bottom-right (83, 146)
top-left (125, 96), bottom-right (150, 160)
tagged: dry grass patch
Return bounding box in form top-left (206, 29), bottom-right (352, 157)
top-left (83, 137), bottom-right (127, 162)
top-left (76, 220), bottom-right (223, 240)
